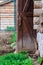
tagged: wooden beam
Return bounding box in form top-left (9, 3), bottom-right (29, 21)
top-left (20, 12), bottom-right (33, 17)
top-left (0, 0), bottom-right (13, 6)
top-left (34, 9), bottom-right (41, 17)
top-left (16, 0), bottom-right (23, 51)
top-left (34, 1), bottom-right (42, 9)
top-left (23, 0), bottom-right (33, 12)
top-left (23, 0), bottom-right (29, 12)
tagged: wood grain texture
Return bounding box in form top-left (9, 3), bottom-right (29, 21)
top-left (16, 0), bottom-right (37, 52)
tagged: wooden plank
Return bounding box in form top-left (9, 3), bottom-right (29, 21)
top-left (34, 1), bottom-right (42, 9)
top-left (1, 12), bottom-right (14, 14)
top-left (0, 16), bottom-right (14, 18)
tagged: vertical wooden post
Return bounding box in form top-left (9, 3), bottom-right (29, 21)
top-left (16, 0), bottom-right (23, 51)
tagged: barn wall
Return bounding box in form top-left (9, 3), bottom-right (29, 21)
top-left (0, 2), bottom-right (16, 31)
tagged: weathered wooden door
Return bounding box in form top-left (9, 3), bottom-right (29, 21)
top-left (16, 0), bottom-right (37, 53)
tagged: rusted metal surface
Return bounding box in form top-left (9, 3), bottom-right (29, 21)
top-left (16, 0), bottom-right (37, 52)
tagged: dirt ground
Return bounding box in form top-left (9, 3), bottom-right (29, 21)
top-left (0, 31), bottom-right (15, 55)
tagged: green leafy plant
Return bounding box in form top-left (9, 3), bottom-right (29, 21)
top-left (37, 57), bottom-right (42, 64)
top-left (19, 50), bottom-right (29, 54)
top-left (9, 32), bottom-right (16, 43)
top-left (0, 52), bottom-right (34, 65)
top-left (5, 26), bottom-right (16, 31)
top-left (11, 42), bottom-right (16, 47)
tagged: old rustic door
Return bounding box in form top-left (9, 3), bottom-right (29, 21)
top-left (16, 0), bottom-right (37, 53)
